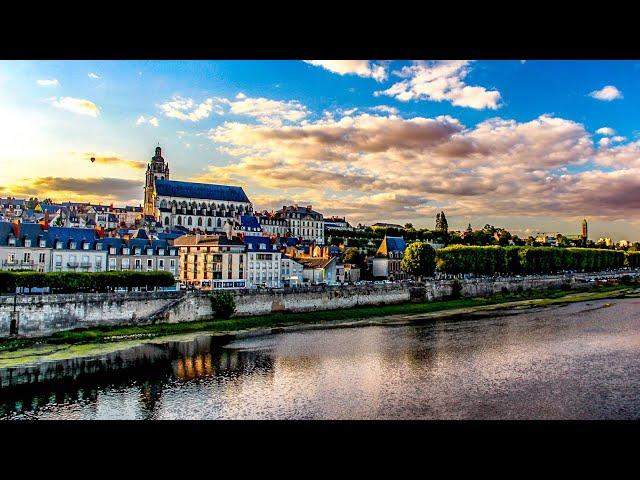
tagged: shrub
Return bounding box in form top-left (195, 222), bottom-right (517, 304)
top-left (210, 290), bottom-right (236, 319)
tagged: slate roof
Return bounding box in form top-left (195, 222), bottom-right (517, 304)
top-left (240, 215), bottom-right (262, 230)
top-left (155, 179), bottom-right (250, 203)
top-left (0, 222), bottom-right (49, 247)
top-left (47, 227), bottom-right (98, 249)
top-left (244, 236), bottom-right (279, 251)
top-left (296, 257), bottom-right (336, 270)
top-left (376, 236), bottom-right (407, 256)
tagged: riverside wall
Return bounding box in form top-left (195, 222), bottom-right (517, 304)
top-left (0, 270), bottom-right (633, 338)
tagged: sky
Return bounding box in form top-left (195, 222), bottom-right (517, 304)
top-left (0, 59), bottom-right (639, 241)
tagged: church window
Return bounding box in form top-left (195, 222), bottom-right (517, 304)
top-left (198, 217), bottom-right (203, 227)
top-left (187, 217), bottom-right (193, 226)
top-left (207, 218), bottom-right (212, 227)
top-left (217, 218), bottom-right (222, 228)
top-left (177, 216), bottom-right (182, 226)
top-left (164, 216), bottom-right (169, 226)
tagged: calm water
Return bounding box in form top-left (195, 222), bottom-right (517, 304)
top-left (2, 298), bottom-right (640, 419)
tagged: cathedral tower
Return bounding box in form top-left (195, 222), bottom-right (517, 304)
top-left (143, 145), bottom-right (170, 219)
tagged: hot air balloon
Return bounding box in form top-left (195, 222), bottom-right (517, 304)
top-left (90, 157), bottom-right (96, 163)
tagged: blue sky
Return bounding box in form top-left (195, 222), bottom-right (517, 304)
top-left (1, 60), bottom-right (639, 240)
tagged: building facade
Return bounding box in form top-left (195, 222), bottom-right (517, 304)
top-left (48, 227), bottom-right (107, 273)
top-left (244, 236), bottom-right (281, 288)
top-left (372, 236), bottom-right (407, 280)
top-left (0, 222), bottom-right (50, 272)
top-left (274, 205), bottom-right (325, 245)
top-left (175, 234), bottom-right (247, 290)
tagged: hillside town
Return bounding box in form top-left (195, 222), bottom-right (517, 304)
top-left (1, 146), bottom-right (638, 291)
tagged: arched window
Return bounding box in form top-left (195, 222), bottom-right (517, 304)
top-left (207, 218), bottom-right (212, 227)
top-left (177, 216), bottom-right (182, 225)
top-left (164, 216), bottom-right (169, 226)
top-left (197, 217), bottom-right (203, 227)
top-left (187, 217), bottom-right (193, 226)
top-left (217, 218), bottom-right (222, 228)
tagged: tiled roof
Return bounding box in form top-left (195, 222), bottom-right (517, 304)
top-left (296, 257), bottom-right (336, 270)
top-left (155, 179), bottom-right (250, 203)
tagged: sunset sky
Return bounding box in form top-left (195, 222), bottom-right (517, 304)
top-left (1, 60), bottom-right (639, 240)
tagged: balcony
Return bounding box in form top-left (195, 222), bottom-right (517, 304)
top-left (80, 262), bottom-right (92, 268)
top-left (1, 260), bottom-right (17, 266)
top-left (67, 261), bottom-right (79, 268)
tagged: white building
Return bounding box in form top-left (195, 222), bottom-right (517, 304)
top-left (273, 205), bottom-right (325, 245)
top-left (280, 255), bottom-right (304, 287)
top-left (245, 236), bottom-right (281, 288)
top-left (0, 222), bottom-right (50, 272)
top-left (48, 227), bottom-right (107, 273)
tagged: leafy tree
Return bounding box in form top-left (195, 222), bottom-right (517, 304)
top-left (401, 241), bottom-right (436, 279)
top-left (435, 211), bottom-right (449, 233)
top-left (404, 223), bottom-right (414, 230)
top-left (341, 247), bottom-right (364, 269)
top-left (210, 290), bottom-right (236, 319)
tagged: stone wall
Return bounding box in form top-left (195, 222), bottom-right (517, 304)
top-left (0, 270), bottom-right (633, 339)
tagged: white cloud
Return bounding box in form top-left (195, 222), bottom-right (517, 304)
top-left (88, 73), bottom-right (100, 80)
top-left (612, 135), bottom-right (626, 143)
top-left (376, 60), bottom-right (501, 110)
top-left (596, 127), bottom-right (616, 136)
top-left (221, 94), bottom-right (309, 126)
top-left (305, 60), bottom-right (388, 82)
top-left (136, 115), bottom-right (159, 127)
top-left (49, 97), bottom-right (100, 117)
top-left (370, 105), bottom-right (399, 115)
top-left (158, 96), bottom-right (215, 122)
top-left (589, 85), bottom-right (623, 101)
top-left (37, 79), bottom-right (59, 87)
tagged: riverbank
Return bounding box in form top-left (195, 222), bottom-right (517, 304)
top-left (0, 282), bottom-right (634, 355)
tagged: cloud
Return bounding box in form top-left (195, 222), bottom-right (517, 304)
top-left (136, 115), bottom-right (159, 127)
top-left (370, 105), bottom-right (399, 115)
top-left (202, 111), bottom-right (640, 223)
top-left (220, 94), bottom-right (309, 126)
top-left (37, 79), bottom-right (59, 87)
top-left (596, 127), bottom-right (615, 136)
top-left (88, 72), bottom-right (100, 79)
top-left (80, 152), bottom-right (146, 170)
top-left (158, 96), bottom-right (217, 122)
top-left (589, 85), bottom-right (623, 101)
top-left (305, 60), bottom-right (388, 82)
top-left (10, 177), bottom-right (142, 202)
top-left (49, 97), bottom-right (100, 117)
top-left (375, 60), bottom-right (502, 110)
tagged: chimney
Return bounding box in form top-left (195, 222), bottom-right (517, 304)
top-left (306, 205), bottom-right (312, 211)
top-left (11, 220), bottom-right (20, 239)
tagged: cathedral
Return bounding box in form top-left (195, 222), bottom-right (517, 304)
top-left (143, 145), bottom-right (253, 232)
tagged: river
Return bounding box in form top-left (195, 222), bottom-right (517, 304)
top-left (1, 297), bottom-right (640, 419)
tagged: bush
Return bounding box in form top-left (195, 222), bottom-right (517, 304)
top-left (210, 291), bottom-right (236, 319)
top-left (401, 241), bottom-right (436, 278)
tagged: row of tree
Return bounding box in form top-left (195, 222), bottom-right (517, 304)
top-left (401, 243), bottom-right (637, 277)
top-left (0, 271), bottom-right (176, 294)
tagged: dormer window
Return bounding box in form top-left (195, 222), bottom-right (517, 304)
top-left (8, 238), bottom-right (15, 246)
top-left (83, 242), bottom-right (89, 250)
top-left (24, 239), bottom-right (31, 247)
top-left (96, 243), bottom-right (103, 250)
top-left (158, 249), bottom-right (165, 256)
top-left (259, 243), bottom-right (266, 250)
top-left (123, 248), bottom-right (130, 255)
top-left (39, 239), bottom-right (46, 248)
top-left (109, 247), bottom-right (116, 255)
top-left (56, 240), bottom-right (62, 249)
top-left (70, 241), bottom-right (77, 249)
top-left (170, 249), bottom-right (176, 255)
top-left (135, 248), bottom-right (141, 255)
top-left (147, 248), bottom-right (153, 256)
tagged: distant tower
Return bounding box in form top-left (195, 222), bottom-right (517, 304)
top-left (143, 145), bottom-right (170, 219)
top-left (582, 219), bottom-right (588, 246)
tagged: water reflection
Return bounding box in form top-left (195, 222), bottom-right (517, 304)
top-left (1, 298), bottom-right (640, 419)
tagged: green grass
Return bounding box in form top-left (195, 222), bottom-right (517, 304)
top-left (0, 282), bottom-right (634, 353)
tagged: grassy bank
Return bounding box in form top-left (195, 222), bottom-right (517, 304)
top-left (0, 282), bottom-right (634, 353)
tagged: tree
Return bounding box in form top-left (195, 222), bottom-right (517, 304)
top-left (435, 211), bottom-right (449, 233)
top-left (404, 223), bottom-right (414, 230)
top-left (401, 241), bottom-right (436, 279)
top-left (210, 291), bottom-right (236, 319)
top-left (342, 246), bottom-right (364, 263)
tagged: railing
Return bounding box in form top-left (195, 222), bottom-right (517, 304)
top-left (67, 261), bottom-right (79, 268)
top-left (80, 262), bottom-right (91, 268)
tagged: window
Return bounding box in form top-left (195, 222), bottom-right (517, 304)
top-left (39, 239), bottom-right (46, 248)
top-left (208, 218), bottom-right (212, 227)
top-left (70, 241), bottom-right (76, 249)
top-left (164, 217), bottom-right (170, 225)
top-left (159, 259), bottom-right (165, 269)
top-left (147, 249), bottom-right (153, 256)
top-left (109, 247), bottom-right (116, 255)
top-left (39, 253), bottom-right (46, 263)
top-left (177, 216), bottom-right (182, 225)
top-left (123, 248), bottom-right (130, 255)
top-left (187, 217), bottom-right (193, 226)
top-left (197, 217), bottom-right (203, 227)
top-left (135, 259), bottom-right (142, 270)
top-left (158, 249), bottom-right (164, 256)
top-left (109, 258), bottom-right (116, 270)
top-left (8, 238), bottom-right (15, 246)
top-left (24, 239), bottom-right (31, 247)
top-left (147, 259), bottom-right (153, 268)
top-left (23, 252), bottom-right (31, 262)
top-left (83, 242), bottom-right (89, 250)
